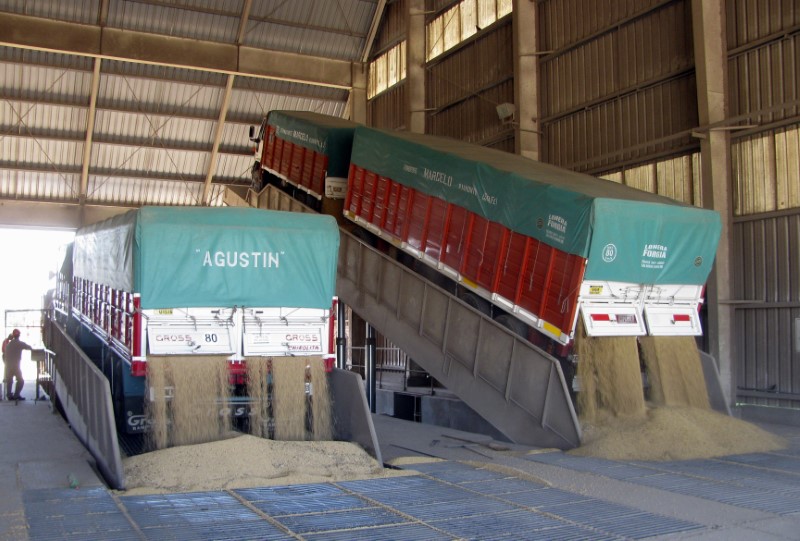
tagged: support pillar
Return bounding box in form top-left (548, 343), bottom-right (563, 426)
top-left (692, 0), bottom-right (734, 406)
top-left (407, 0), bottom-right (426, 133)
top-left (350, 62), bottom-right (368, 124)
top-left (513, 0), bottom-right (541, 160)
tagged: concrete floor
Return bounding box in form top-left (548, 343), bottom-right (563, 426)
top-left (2, 379), bottom-right (800, 541)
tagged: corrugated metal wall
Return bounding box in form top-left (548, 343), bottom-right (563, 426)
top-left (367, 0), bottom-right (409, 130)
top-left (727, 0), bottom-right (800, 408)
top-left (363, 0), bottom-right (800, 410)
top-left (539, 0), bottom-right (698, 172)
top-left (734, 211), bottom-right (800, 407)
top-left (426, 18), bottom-right (514, 146)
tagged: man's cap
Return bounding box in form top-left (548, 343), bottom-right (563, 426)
top-left (12, 329), bottom-right (20, 337)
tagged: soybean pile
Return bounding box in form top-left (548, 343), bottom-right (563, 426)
top-left (572, 327), bottom-right (786, 460)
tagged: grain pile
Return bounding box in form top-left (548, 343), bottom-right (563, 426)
top-left (571, 328), bottom-right (787, 460)
top-left (122, 433), bottom-right (405, 495)
top-left (125, 355), bottom-right (401, 495)
top-left (572, 405), bottom-right (787, 461)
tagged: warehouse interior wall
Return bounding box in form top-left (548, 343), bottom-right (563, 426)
top-left (364, 0), bottom-right (800, 414)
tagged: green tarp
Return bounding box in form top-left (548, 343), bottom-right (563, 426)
top-left (350, 127), bottom-right (721, 286)
top-left (267, 110), bottom-right (358, 178)
top-left (73, 207), bottom-right (339, 309)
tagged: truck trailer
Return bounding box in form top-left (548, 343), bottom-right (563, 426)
top-left (53, 206), bottom-right (340, 435)
top-left (344, 126), bottom-right (722, 349)
top-left (250, 110), bottom-right (359, 219)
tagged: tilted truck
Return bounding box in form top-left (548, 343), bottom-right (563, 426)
top-left (53, 206), bottom-right (340, 434)
top-left (251, 111), bottom-right (722, 391)
top-left (343, 127), bottom-right (722, 354)
top-left (250, 110), bottom-right (359, 220)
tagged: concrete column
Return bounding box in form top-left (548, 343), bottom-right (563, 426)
top-left (513, 0), bottom-right (541, 160)
top-left (407, 0), bottom-right (426, 133)
top-left (692, 0), bottom-right (735, 406)
top-left (350, 62), bottom-right (368, 124)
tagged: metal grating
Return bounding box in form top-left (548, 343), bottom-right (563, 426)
top-left (498, 487), bottom-right (594, 509)
top-left (303, 523), bottom-right (456, 541)
top-left (24, 488), bottom-right (138, 541)
top-left (273, 507), bottom-right (408, 534)
top-left (131, 522), bottom-right (288, 541)
top-left (252, 494), bottom-right (372, 517)
top-left (538, 498), bottom-right (701, 539)
top-left (24, 464), bottom-right (714, 541)
top-left (235, 482), bottom-right (347, 501)
top-left (429, 510), bottom-right (593, 541)
top-left (120, 492), bottom-right (263, 527)
top-left (401, 497), bottom-right (520, 522)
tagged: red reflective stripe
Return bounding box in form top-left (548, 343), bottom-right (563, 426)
top-left (590, 313), bottom-right (611, 321)
top-left (130, 360), bottom-right (147, 377)
top-left (673, 314), bottom-right (692, 322)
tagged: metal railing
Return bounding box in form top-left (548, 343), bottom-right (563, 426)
top-left (43, 315), bottom-right (125, 489)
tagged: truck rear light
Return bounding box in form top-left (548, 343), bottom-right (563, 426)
top-left (673, 314), bottom-right (691, 322)
top-left (323, 356), bottom-right (335, 373)
top-left (130, 360), bottom-right (147, 377)
top-left (590, 313), bottom-right (611, 322)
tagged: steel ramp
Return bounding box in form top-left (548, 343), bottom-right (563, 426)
top-left (336, 230), bottom-right (581, 450)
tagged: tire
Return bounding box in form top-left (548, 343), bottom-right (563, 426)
top-left (456, 287), bottom-right (492, 316)
top-left (493, 313), bottom-right (529, 340)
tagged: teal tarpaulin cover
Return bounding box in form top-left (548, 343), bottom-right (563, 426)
top-left (350, 127), bottom-right (721, 286)
top-left (267, 110), bottom-right (359, 178)
top-left (73, 207), bottom-right (339, 309)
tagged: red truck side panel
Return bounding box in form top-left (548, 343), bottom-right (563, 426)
top-left (373, 176), bottom-right (391, 230)
top-left (311, 154), bottom-right (327, 195)
top-left (264, 126), bottom-right (276, 169)
top-left (359, 170), bottom-right (379, 223)
top-left (463, 216), bottom-right (499, 289)
top-left (263, 132), bottom-right (331, 199)
top-left (406, 190), bottom-right (429, 253)
top-left (496, 232), bottom-right (528, 302)
top-left (273, 136), bottom-right (285, 171)
top-left (424, 197), bottom-right (448, 261)
top-left (289, 144), bottom-right (305, 186)
top-left (442, 205), bottom-right (470, 270)
top-left (345, 164), bottom-right (588, 338)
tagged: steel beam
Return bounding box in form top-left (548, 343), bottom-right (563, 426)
top-left (0, 199), bottom-right (132, 229)
top-left (203, 75), bottom-right (235, 205)
top-left (80, 59), bottom-right (102, 204)
top-left (0, 12), bottom-right (354, 89)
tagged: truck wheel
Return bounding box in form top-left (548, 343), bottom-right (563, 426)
top-left (493, 314), bottom-right (529, 340)
top-left (456, 287), bottom-right (492, 316)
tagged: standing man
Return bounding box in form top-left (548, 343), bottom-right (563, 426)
top-left (4, 329), bottom-right (32, 401)
top-left (1, 332), bottom-right (13, 400)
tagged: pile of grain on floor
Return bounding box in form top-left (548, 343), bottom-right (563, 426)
top-left (571, 405), bottom-right (787, 461)
top-left (122, 433), bottom-right (408, 495)
top-left (572, 329), bottom-right (787, 461)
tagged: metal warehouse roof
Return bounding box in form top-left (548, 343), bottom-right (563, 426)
top-left (0, 0), bottom-right (383, 226)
